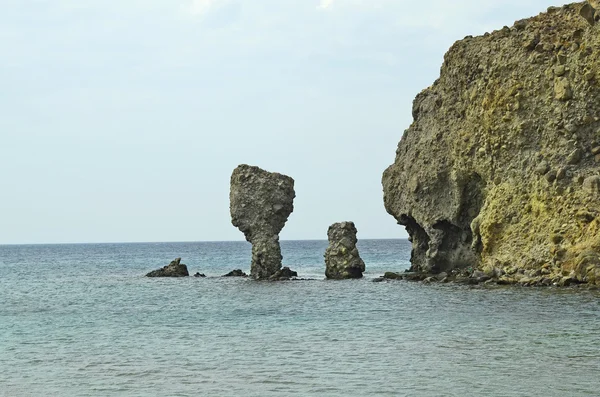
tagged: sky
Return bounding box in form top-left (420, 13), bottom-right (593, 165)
top-left (0, 0), bottom-right (561, 244)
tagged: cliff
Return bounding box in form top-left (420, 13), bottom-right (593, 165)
top-left (382, 2), bottom-right (600, 285)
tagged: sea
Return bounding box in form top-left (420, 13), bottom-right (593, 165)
top-left (1, 239), bottom-right (599, 396)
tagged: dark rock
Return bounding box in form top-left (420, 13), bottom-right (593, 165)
top-left (513, 19), bottom-right (528, 30)
top-left (372, 277), bottom-right (386, 283)
top-left (193, 272), bottom-right (206, 278)
top-left (268, 266), bottom-right (298, 281)
top-left (580, 2), bottom-right (597, 25)
top-left (403, 272), bottom-right (429, 282)
top-left (146, 258), bottom-right (189, 277)
top-left (583, 176), bottom-right (600, 195)
top-left (222, 269), bottom-right (248, 277)
top-left (559, 277), bottom-right (577, 287)
top-left (471, 270), bottom-right (491, 283)
top-left (566, 149), bottom-right (582, 165)
top-left (230, 164), bottom-right (295, 280)
top-left (455, 276), bottom-right (476, 284)
top-left (545, 170), bottom-right (557, 183)
top-left (383, 272), bottom-right (404, 280)
top-left (324, 221), bottom-right (366, 279)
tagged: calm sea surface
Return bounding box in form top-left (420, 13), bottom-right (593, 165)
top-left (1, 240), bottom-right (599, 396)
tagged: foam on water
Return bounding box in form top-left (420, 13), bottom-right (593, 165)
top-left (1, 240), bottom-right (599, 396)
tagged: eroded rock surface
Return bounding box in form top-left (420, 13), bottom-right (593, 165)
top-left (382, 2), bottom-right (600, 285)
top-left (230, 164), bottom-right (295, 279)
top-left (146, 258), bottom-right (189, 277)
top-left (324, 221), bottom-right (365, 279)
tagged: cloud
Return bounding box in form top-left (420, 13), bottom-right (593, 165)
top-left (318, 0), bottom-right (335, 9)
top-left (187, 0), bottom-right (219, 15)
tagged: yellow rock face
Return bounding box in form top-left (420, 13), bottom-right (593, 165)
top-left (382, 2), bottom-right (600, 283)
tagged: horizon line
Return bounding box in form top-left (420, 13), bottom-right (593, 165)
top-left (0, 237), bottom-right (408, 247)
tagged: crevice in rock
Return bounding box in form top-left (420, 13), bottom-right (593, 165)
top-left (457, 173), bottom-right (485, 228)
top-left (434, 220), bottom-right (465, 251)
top-left (457, 172), bottom-right (486, 256)
top-left (399, 171), bottom-right (486, 274)
top-left (428, 220), bottom-right (476, 273)
top-left (399, 214), bottom-right (430, 273)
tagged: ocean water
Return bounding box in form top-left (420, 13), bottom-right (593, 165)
top-left (1, 239), bottom-right (599, 397)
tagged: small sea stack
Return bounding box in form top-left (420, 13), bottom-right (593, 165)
top-left (230, 164), bottom-right (295, 280)
top-left (146, 258), bottom-right (189, 277)
top-left (269, 266), bottom-right (298, 281)
top-left (324, 221), bottom-right (365, 279)
top-left (222, 269), bottom-right (248, 277)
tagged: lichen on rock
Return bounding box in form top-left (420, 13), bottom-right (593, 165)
top-left (324, 221), bottom-right (365, 279)
top-left (230, 164), bottom-right (295, 280)
top-left (382, 1), bottom-right (600, 285)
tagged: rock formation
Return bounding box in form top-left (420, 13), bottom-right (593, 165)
top-left (222, 269), bottom-right (248, 277)
top-left (230, 164), bottom-right (295, 280)
top-left (324, 221), bottom-right (365, 279)
top-left (382, 2), bottom-right (600, 285)
top-left (268, 266), bottom-right (298, 281)
top-left (146, 258), bottom-right (189, 277)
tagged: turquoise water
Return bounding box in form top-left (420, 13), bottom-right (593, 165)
top-left (1, 240), bottom-right (599, 396)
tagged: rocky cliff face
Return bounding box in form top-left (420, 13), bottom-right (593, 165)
top-left (230, 164), bottom-right (295, 280)
top-left (382, 2), bottom-right (600, 285)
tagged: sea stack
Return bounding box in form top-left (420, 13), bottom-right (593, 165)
top-left (325, 221), bottom-right (365, 279)
top-left (382, 2), bottom-right (600, 285)
top-left (230, 164), bottom-right (295, 280)
top-left (146, 258), bottom-right (189, 277)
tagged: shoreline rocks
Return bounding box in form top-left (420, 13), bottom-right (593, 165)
top-left (324, 221), bottom-right (365, 279)
top-left (382, 2), bottom-right (600, 286)
top-left (380, 265), bottom-right (599, 288)
top-left (146, 258), bottom-right (189, 277)
top-left (230, 164), bottom-right (295, 280)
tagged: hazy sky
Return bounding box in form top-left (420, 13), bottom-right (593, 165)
top-left (1, 0), bottom-right (559, 244)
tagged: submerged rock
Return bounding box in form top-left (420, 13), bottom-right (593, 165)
top-left (382, 2), bottom-right (600, 285)
top-left (222, 269), bottom-right (248, 277)
top-left (193, 272), bottom-right (206, 278)
top-left (230, 164), bottom-right (295, 280)
top-left (146, 258), bottom-right (189, 277)
top-left (324, 221), bottom-right (365, 279)
top-left (383, 271), bottom-right (404, 280)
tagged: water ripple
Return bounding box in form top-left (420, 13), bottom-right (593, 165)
top-left (0, 241), bottom-right (599, 396)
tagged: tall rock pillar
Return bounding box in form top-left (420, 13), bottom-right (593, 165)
top-left (230, 164), bottom-right (295, 279)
